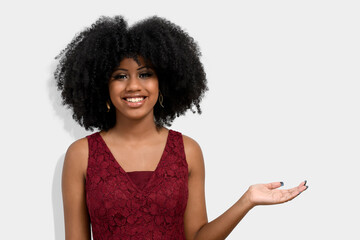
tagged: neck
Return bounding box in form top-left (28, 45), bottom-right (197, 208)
top-left (106, 111), bottom-right (161, 142)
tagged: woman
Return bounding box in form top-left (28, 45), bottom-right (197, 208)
top-left (56, 16), bottom-right (308, 240)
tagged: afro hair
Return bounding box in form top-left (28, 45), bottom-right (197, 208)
top-left (55, 15), bottom-right (208, 131)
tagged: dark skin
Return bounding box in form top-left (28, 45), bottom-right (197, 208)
top-left (62, 57), bottom-right (308, 240)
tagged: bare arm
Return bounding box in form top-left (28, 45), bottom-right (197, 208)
top-left (62, 138), bottom-right (91, 240)
top-left (183, 135), bottom-right (308, 240)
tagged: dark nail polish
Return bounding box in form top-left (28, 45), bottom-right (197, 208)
top-left (280, 182), bottom-right (284, 187)
top-left (304, 180), bottom-right (307, 186)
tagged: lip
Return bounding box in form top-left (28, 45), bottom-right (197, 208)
top-left (122, 97), bottom-right (147, 108)
top-left (123, 94), bottom-right (147, 98)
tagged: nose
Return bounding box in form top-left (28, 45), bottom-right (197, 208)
top-left (125, 75), bottom-right (142, 92)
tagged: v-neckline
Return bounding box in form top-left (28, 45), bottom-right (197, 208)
top-left (96, 130), bottom-right (172, 192)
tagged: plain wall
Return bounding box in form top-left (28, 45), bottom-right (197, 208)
top-left (1, 0), bottom-right (359, 239)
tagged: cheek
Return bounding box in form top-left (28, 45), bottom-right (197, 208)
top-left (108, 82), bottom-right (122, 94)
top-left (152, 84), bottom-right (159, 100)
top-left (108, 83), bottom-right (122, 103)
top-left (149, 78), bottom-right (159, 92)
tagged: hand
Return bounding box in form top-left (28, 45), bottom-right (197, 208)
top-left (245, 181), bottom-right (308, 207)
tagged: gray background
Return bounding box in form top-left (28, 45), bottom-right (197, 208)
top-left (1, 0), bottom-right (359, 239)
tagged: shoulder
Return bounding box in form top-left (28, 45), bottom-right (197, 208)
top-left (63, 137), bottom-right (89, 179)
top-left (182, 134), bottom-right (202, 156)
top-left (66, 137), bottom-right (89, 160)
top-left (181, 134), bottom-right (204, 175)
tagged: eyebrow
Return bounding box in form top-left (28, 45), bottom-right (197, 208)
top-left (114, 66), bottom-right (152, 71)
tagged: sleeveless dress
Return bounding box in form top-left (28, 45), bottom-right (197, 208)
top-left (85, 129), bottom-right (188, 240)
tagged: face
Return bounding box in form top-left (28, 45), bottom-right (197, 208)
top-left (108, 57), bottom-right (159, 122)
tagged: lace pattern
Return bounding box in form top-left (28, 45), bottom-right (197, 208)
top-left (85, 130), bottom-right (188, 240)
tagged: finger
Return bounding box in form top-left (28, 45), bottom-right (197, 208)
top-left (277, 188), bottom-right (300, 203)
top-left (283, 181), bottom-right (307, 196)
top-left (266, 182), bottom-right (283, 190)
top-left (281, 184), bottom-right (308, 202)
top-left (297, 182), bottom-right (309, 196)
top-left (298, 180), bottom-right (307, 187)
top-left (297, 181), bottom-right (308, 192)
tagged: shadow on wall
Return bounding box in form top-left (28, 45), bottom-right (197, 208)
top-left (52, 154), bottom-right (65, 240)
top-left (48, 60), bottom-right (92, 239)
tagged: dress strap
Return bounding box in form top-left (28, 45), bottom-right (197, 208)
top-left (166, 130), bottom-right (187, 168)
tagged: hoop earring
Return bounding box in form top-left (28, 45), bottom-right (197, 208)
top-left (159, 91), bottom-right (164, 108)
top-left (106, 101), bottom-right (111, 112)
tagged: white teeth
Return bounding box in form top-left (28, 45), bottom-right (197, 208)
top-left (126, 97), bottom-right (145, 102)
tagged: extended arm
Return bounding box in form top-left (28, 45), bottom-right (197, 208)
top-left (183, 135), bottom-right (307, 240)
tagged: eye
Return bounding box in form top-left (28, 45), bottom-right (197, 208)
top-left (112, 74), bottom-right (127, 80)
top-left (139, 72), bottom-right (153, 79)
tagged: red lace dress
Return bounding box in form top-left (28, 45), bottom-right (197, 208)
top-left (85, 130), bottom-right (188, 240)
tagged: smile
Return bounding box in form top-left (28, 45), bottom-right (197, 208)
top-left (125, 97), bottom-right (146, 103)
top-left (122, 97), bottom-right (147, 107)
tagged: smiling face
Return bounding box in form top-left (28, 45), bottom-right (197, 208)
top-left (108, 57), bottom-right (159, 123)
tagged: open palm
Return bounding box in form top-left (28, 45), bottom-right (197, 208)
top-left (247, 181), bottom-right (308, 206)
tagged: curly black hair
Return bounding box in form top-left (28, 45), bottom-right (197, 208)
top-left (55, 15), bottom-right (208, 131)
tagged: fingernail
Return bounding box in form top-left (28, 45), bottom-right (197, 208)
top-left (304, 180), bottom-right (307, 186)
top-left (280, 182), bottom-right (284, 187)
top-left (297, 186), bottom-right (308, 197)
